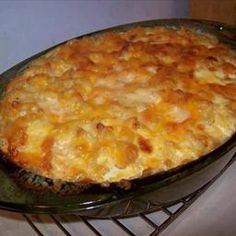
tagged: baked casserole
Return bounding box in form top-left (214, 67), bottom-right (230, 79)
top-left (0, 26), bottom-right (235, 185)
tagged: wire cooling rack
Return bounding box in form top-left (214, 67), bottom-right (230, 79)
top-left (0, 153), bottom-right (235, 236)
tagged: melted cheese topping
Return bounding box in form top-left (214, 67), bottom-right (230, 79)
top-left (0, 27), bottom-right (235, 183)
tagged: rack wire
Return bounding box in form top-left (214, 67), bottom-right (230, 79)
top-left (1, 153), bottom-right (235, 236)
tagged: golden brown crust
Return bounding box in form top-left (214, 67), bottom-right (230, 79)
top-left (0, 26), bottom-right (235, 183)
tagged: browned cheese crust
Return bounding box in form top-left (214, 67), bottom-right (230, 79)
top-left (0, 27), bottom-right (235, 183)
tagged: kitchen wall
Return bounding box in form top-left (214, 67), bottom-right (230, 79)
top-left (0, 0), bottom-right (188, 73)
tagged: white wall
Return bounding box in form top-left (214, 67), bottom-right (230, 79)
top-left (0, 0), bottom-right (188, 73)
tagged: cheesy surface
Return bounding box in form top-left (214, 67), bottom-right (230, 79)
top-left (0, 27), bottom-right (235, 183)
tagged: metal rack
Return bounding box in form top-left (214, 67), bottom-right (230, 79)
top-left (1, 153), bottom-right (235, 236)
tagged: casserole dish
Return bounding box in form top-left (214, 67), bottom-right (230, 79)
top-left (0, 19), bottom-right (235, 217)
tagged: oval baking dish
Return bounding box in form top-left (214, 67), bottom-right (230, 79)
top-left (0, 19), bottom-right (235, 217)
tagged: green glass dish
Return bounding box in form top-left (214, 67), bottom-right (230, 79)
top-left (0, 19), bottom-right (235, 217)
